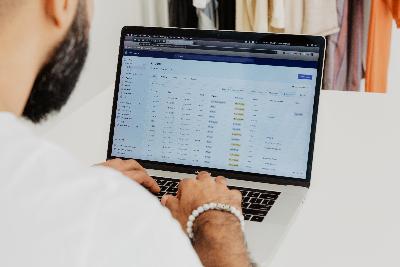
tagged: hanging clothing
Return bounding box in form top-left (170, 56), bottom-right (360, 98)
top-left (284, 0), bottom-right (339, 36)
top-left (283, 0), bottom-right (302, 34)
top-left (194, 0), bottom-right (219, 30)
top-left (362, 0), bottom-right (372, 76)
top-left (269, 0), bottom-right (285, 32)
top-left (271, 0), bottom-right (285, 29)
top-left (365, 0), bottom-right (400, 93)
top-left (169, 0), bottom-right (198, 28)
top-left (219, 0), bottom-right (236, 30)
top-left (139, 0), bottom-right (169, 27)
top-left (236, 0), bottom-right (269, 32)
top-left (347, 0), bottom-right (364, 91)
top-left (323, 0), bottom-right (364, 91)
top-left (302, 0), bottom-right (340, 35)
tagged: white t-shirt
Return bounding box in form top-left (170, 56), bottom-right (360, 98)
top-left (0, 113), bottom-right (202, 267)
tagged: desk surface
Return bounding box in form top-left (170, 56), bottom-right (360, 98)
top-left (45, 87), bottom-right (400, 267)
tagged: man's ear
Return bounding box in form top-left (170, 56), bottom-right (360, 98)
top-left (45, 0), bottom-right (79, 29)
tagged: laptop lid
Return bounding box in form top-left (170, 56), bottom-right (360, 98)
top-left (107, 27), bottom-right (326, 187)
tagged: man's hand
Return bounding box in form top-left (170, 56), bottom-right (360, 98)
top-left (99, 159), bottom-right (160, 194)
top-left (161, 172), bottom-right (251, 267)
top-left (161, 171), bottom-right (242, 229)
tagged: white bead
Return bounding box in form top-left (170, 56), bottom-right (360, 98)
top-left (210, 203), bottom-right (217, 209)
top-left (198, 207), bottom-right (204, 213)
top-left (204, 204), bottom-right (210, 210)
top-left (187, 221), bottom-right (193, 228)
top-left (189, 215), bottom-right (195, 222)
top-left (193, 210), bottom-right (199, 217)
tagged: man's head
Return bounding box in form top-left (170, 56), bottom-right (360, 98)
top-left (0, 0), bottom-right (93, 123)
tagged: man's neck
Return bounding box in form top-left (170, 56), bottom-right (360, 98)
top-left (0, 20), bottom-right (45, 116)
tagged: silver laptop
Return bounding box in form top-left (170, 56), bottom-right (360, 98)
top-left (107, 26), bottom-right (326, 266)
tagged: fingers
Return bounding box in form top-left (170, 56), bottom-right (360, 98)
top-left (100, 159), bottom-right (146, 172)
top-left (215, 176), bottom-right (227, 185)
top-left (177, 178), bottom-right (193, 199)
top-left (161, 195), bottom-right (180, 217)
top-left (161, 194), bottom-right (177, 208)
top-left (121, 159), bottom-right (146, 172)
top-left (140, 175), bottom-right (161, 194)
top-left (197, 171), bottom-right (213, 181)
top-left (98, 159), bottom-right (159, 194)
top-left (230, 189), bottom-right (243, 210)
top-left (123, 170), bottom-right (160, 194)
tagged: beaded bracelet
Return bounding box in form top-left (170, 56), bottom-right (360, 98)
top-left (186, 202), bottom-right (245, 239)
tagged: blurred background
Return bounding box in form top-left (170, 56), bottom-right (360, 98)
top-left (37, 0), bottom-right (400, 131)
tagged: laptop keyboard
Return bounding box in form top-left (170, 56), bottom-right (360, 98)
top-left (153, 176), bottom-right (280, 223)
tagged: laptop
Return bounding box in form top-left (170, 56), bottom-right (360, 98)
top-left (107, 26), bottom-right (325, 265)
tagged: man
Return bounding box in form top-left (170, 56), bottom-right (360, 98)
top-left (0, 0), bottom-right (252, 266)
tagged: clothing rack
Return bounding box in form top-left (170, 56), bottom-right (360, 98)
top-left (140, 0), bottom-right (400, 93)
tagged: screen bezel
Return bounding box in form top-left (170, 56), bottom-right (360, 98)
top-left (107, 26), bottom-right (326, 188)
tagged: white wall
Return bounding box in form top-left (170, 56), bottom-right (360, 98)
top-left (388, 23), bottom-right (400, 97)
top-left (68, 0), bottom-right (142, 108)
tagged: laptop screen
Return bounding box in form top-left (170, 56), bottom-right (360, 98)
top-left (110, 30), bottom-right (321, 180)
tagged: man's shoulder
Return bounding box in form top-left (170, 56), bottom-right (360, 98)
top-left (0, 112), bottom-right (82, 178)
top-left (0, 112), bottom-right (151, 202)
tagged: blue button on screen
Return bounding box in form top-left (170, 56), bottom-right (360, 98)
top-left (298, 74), bottom-right (313, 80)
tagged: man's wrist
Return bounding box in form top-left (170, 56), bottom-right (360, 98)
top-left (192, 210), bottom-right (251, 267)
top-left (193, 210), bottom-right (244, 242)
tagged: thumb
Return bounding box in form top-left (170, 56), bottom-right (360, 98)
top-left (161, 195), bottom-right (181, 219)
top-left (162, 195), bottom-right (179, 209)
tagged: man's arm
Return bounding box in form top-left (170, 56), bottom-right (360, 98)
top-left (162, 172), bottom-right (252, 267)
top-left (193, 211), bottom-right (251, 267)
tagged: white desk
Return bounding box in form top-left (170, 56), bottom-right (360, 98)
top-left (45, 87), bottom-right (400, 267)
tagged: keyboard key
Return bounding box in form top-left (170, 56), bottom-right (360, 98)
top-left (244, 214), bottom-right (252, 221)
top-left (248, 203), bottom-right (268, 210)
top-left (253, 198), bottom-right (262, 204)
top-left (242, 202), bottom-right (251, 209)
top-left (168, 187), bottom-right (178, 194)
top-left (259, 193), bottom-right (270, 199)
top-left (260, 193), bottom-right (280, 200)
top-left (248, 192), bottom-right (261, 198)
top-left (243, 208), bottom-right (262, 215)
top-left (250, 216), bottom-right (264, 222)
top-left (160, 186), bottom-right (169, 192)
top-left (262, 199), bottom-right (275, 206)
top-left (243, 208), bottom-right (268, 217)
top-left (157, 180), bottom-right (166, 185)
top-left (243, 197), bottom-right (251, 203)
